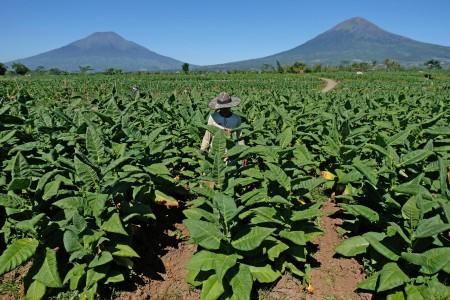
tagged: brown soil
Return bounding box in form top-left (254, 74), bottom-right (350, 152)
top-left (320, 78), bottom-right (338, 93)
top-left (118, 223), bottom-right (200, 300)
top-left (306, 200), bottom-right (371, 300)
top-left (264, 200), bottom-right (371, 300)
top-left (0, 262), bottom-right (30, 300)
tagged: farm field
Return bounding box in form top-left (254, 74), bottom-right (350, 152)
top-left (0, 71), bottom-right (449, 300)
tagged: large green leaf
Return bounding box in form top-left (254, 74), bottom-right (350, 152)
top-left (230, 264), bottom-right (253, 300)
top-left (86, 127), bottom-right (105, 164)
top-left (401, 248), bottom-right (450, 275)
top-left (335, 235), bottom-right (370, 257)
top-left (0, 238), bottom-right (39, 275)
top-left (184, 219), bottom-right (224, 250)
top-left (363, 232), bottom-right (399, 261)
top-left (74, 156), bottom-right (99, 190)
top-left (376, 262), bottom-right (409, 292)
top-left (265, 162), bottom-right (291, 191)
top-left (25, 280), bottom-right (46, 300)
top-left (248, 264), bottom-right (281, 283)
top-left (232, 227), bottom-right (275, 251)
top-left (101, 213), bottom-right (128, 236)
top-left (201, 274), bottom-right (224, 300)
top-left (33, 248), bottom-right (63, 288)
top-left (339, 204), bottom-right (379, 223)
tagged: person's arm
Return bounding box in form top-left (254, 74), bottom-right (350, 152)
top-left (200, 115), bottom-right (214, 152)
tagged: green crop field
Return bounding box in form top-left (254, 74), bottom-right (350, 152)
top-left (0, 71), bottom-right (449, 300)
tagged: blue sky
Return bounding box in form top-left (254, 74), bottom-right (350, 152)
top-left (2, 0), bottom-right (450, 65)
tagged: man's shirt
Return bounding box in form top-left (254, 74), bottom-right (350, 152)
top-left (200, 112), bottom-right (244, 151)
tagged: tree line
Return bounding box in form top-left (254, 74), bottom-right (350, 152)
top-left (0, 59), bottom-right (445, 76)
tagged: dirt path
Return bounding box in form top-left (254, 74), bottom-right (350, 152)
top-left (320, 77), bottom-right (338, 93)
top-left (306, 200), bottom-right (371, 300)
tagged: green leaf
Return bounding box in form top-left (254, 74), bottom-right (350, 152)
top-left (104, 271), bottom-right (125, 284)
top-left (357, 272), bottom-right (379, 291)
top-left (438, 156), bottom-right (449, 197)
top-left (401, 196), bottom-right (421, 228)
top-left (112, 244), bottom-right (140, 258)
top-left (212, 193), bottom-right (238, 226)
top-left (404, 284), bottom-right (425, 300)
top-left (232, 227), bottom-right (275, 251)
top-left (279, 230), bottom-right (308, 245)
top-left (386, 128), bottom-right (411, 145)
top-left (415, 217), bottom-right (450, 238)
top-left (363, 232), bottom-right (399, 261)
top-left (353, 160), bottom-right (378, 185)
top-left (25, 280), bottom-right (46, 300)
top-left (33, 248), bottom-right (63, 288)
top-left (278, 127), bottom-right (293, 148)
top-left (248, 264), bottom-right (281, 283)
top-left (184, 219), bottom-right (224, 250)
top-left (291, 207), bottom-right (322, 221)
top-left (230, 264), bottom-right (253, 300)
top-left (398, 150), bottom-right (433, 167)
top-left (7, 177), bottom-right (31, 190)
top-left (401, 248), bottom-right (450, 275)
top-left (0, 238), bottom-right (38, 275)
top-left (336, 236), bottom-right (370, 257)
top-left (42, 180), bottom-right (61, 201)
top-left (265, 163), bottom-right (291, 191)
top-left (89, 251), bottom-right (113, 268)
top-left (377, 262), bottom-right (409, 292)
top-left (201, 274), bottom-right (224, 300)
top-left (86, 127), bottom-right (105, 164)
top-left (339, 204), bottom-right (379, 223)
top-left (145, 163), bottom-right (171, 176)
top-left (267, 241), bottom-right (289, 261)
top-left (63, 230), bottom-right (82, 253)
top-left (101, 213), bottom-right (128, 236)
top-left (74, 156), bottom-right (99, 190)
top-left (63, 263), bottom-right (85, 290)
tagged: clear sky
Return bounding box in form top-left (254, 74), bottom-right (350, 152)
top-left (2, 0), bottom-right (450, 65)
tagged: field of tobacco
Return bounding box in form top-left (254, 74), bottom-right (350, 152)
top-left (0, 72), bottom-right (449, 299)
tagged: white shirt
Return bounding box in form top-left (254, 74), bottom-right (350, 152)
top-left (200, 112), bottom-right (244, 151)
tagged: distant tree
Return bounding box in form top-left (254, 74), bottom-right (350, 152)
top-left (276, 60), bottom-right (284, 73)
top-left (424, 59), bottom-right (441, 70)
top-left (0, 63), bottom-right (7, 75)
top-left (104, 68), bottom-right (123, 75)
top-left (261, 64), bottom-right (275, 72)
top-left (312, 64), bottom-right (322, 73)
top-left (12, 63), bottom-right (30, 75)
top-left (384, 59), bottom-right (400, 71)
top-left (34, 66), bottom-right (46, 73)
top-left (79, 65), bottom-right (93, 74)
top-left (182, 63), bottom-right (190, 74)
top-left (371, 60), bottom-right (377, 67)
top-left (285, 61), bottom-right (307, 73)
top-left (48, 68), bottom-right (65, 75)
top-left (351, 62), bottom-right (369, 72)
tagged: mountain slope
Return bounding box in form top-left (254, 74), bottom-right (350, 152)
top-left (206, 17), bottom-right (450, 70)
top-left (9, 32), bottom-right (187, 71)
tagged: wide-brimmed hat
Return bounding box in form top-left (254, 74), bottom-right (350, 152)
top-left (208, 92), bottom-right (241, 109)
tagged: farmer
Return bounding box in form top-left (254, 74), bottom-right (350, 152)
top-left (200, 92), bottom-right (245, 152)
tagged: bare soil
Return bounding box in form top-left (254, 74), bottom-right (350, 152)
top-left (320, 78), bottom-right (338, 93)
top-left (306, 200), bottom-right (371, 300)
top-left (0, 262), bottom-right (30, 300)
top-left (117, 223), bottom-right (200, 300)
top-left (263, 200), bottom-right (371, 300)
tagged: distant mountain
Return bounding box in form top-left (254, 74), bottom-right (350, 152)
top-left (205, 17), bottom-right (450, 70)
top-left (8, 32), bottom-right (187, 72)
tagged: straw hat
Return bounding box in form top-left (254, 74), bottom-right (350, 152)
top-left (208, 92), bottom-right (241, 109)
